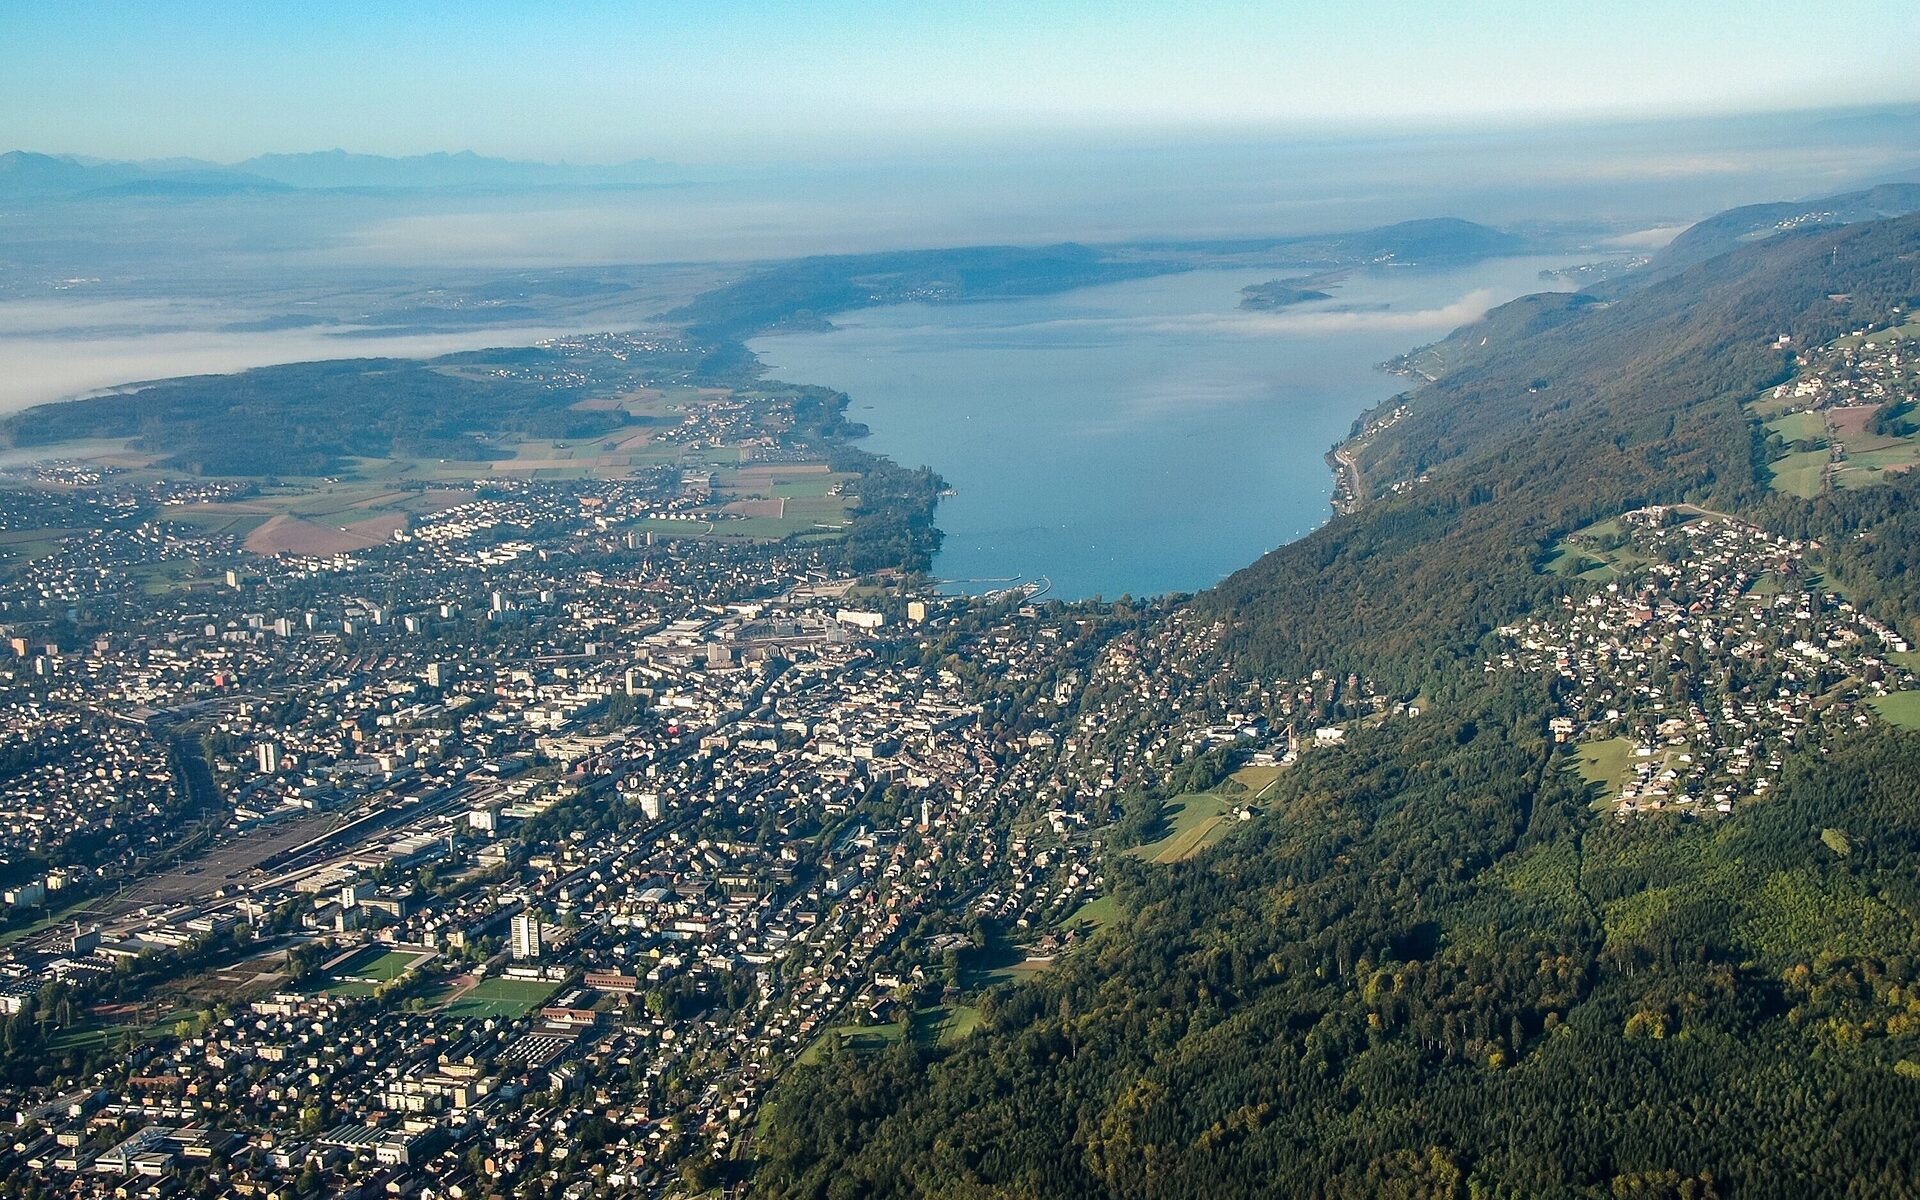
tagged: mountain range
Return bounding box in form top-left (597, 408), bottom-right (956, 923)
top-left (0, 148), bottom-right (684, 200)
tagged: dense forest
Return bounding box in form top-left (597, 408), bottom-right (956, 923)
top-left (1593, 182), bottom-right (1920, 295)
top-left (752, 212), bottom-right (1920, 1197)
top-left (760, 702), bottom-right (1920, 1199)
top-left (0, 350), bottom-right (611, 476)
top-left (662, 244), bottom-right (1175, 340)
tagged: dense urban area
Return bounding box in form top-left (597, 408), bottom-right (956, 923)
top-left (0, 328), bottom-right (1326, 1198)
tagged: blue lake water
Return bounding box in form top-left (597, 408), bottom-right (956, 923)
top-left (752, 258), bottom-right (1572, 599)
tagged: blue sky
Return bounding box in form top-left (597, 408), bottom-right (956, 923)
top-left (3, 0), bottom-right (1917, 162)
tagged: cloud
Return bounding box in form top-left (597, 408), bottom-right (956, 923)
top-left (975, 288), bottom-right (1510, 341)
top-left (1599, 225), bottom-right (1689, 251)
top-left (1191, 289), bottom-right (1507, 336)
top-left (0, 317), bottom-right (587, 414)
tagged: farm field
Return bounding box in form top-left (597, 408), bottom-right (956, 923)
top-left (0, 526), bottom-right (84, 566)
top-left (1834, 442), bottom-right (1920, 489)
top-left (1767, 448), bottom-right (1830, 498)
top-left (158, 484), bottom-right (475, 557)
top-left (1230, 763), bottom-right (1287, 799)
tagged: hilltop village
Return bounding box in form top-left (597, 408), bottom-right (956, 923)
top-left (1501, 506), bottom-right (1913, 817)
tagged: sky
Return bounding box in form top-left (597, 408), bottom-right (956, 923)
top-left (3, 0), bottom-right (1918, 163)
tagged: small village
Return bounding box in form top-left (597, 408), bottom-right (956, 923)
top-left (1496, 506), bottom-right (1914, 817)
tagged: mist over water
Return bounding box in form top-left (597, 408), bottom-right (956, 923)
top-left (0, 111), bottom-right (1912, 414)
top-left (754, 259), bottom-right (1575, 599)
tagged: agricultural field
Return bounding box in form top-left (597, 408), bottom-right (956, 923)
top-left (158, 483), bottom-right (475, 557)
top-left (1754, 315), bottom-right (1920, 497)
top-left (704, 465), bottom-right (856, 537)
top-left (1834, 441), bottom-right (1920, 489)
top-left (1230, 763), bottom-right (1287, 800)
top-left (1767, 448), bottom-right (1830, 498)
top-left (0, 526), bottom-right (84, 567)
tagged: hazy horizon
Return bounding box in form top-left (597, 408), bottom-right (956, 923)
top-left (4, 2), bottom-right (1918, 416)
top-left (1, 103), bottom-right (1917, 413)
top-left (5, 1), bottom-right (1918, 164)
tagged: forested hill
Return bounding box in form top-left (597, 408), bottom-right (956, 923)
top-left (1599, 182), bottom-right (1920, 295)
top-left (663, 219), bottom-right (1529, 340)
top-left (1205, 213), bottom-right (1920, 687)
top-left (752, 212), bottom-right (1920, 1199)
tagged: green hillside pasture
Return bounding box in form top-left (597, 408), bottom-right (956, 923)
top-left (1767, 448), bottom-right (1830, 498)
top-left (1766, 409), bottom-right (1828, 444)
top-left (1131, 792), bottom-right (1239, 864)
top-left (1870, 691), bottom-right (1920, 730)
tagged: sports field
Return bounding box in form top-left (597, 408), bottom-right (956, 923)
top-left (436, 976), bottom-right (558, 1020)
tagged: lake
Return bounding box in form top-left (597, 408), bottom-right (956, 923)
top-left (752, 257), bottom-right (1573, 599)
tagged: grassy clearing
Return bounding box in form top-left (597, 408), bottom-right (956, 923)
top-left (49, 1012), bottom-right (194, 1053)
top-left (1766, 410), bottom-right (1828, 443)
top-left (1768, 449), bottom-right (1830, 499)
top-left (1568, 736), bottom-right (1634, 809)
top-left (1541, 516), bottom-right (1653, 580)
top-left (964, 933), bottom-right (1060, 988)
top-left (1063, 894), bottom-right (1118, 932)
top-left (920, 1004), bottom-right (982, 1044)
top-left (798, 1022), bottom-right (903, 1064)
top-left (1130, 792), bottom-right (1237, 864)
top-left (1870, 691), bottom-right (1920, 730)
top-left (798, 1004), bottom-right (984, 1065)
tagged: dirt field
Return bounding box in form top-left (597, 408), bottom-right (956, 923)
top-left (245, 512), bottom-right (404, 555)
top-left (1830, 405), bottom-right (1881, 438)
top-left (723, 497), bottom-right (787, 518)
